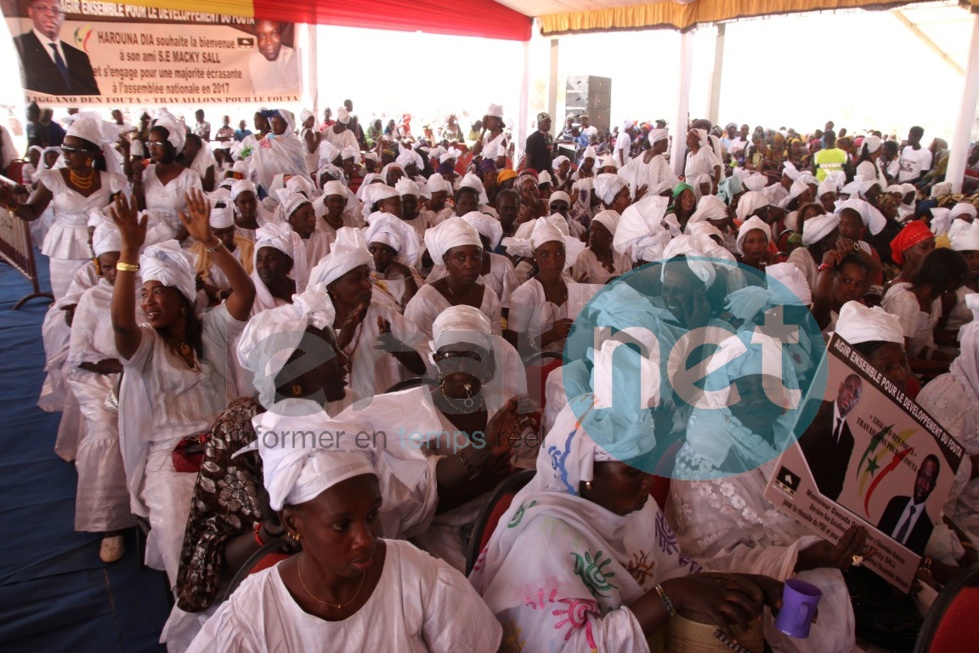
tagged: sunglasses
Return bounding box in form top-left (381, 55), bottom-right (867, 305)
top-left (60, 145), bottom-right (90, 154)
top-left (146, 140), bottom-right (166, 148)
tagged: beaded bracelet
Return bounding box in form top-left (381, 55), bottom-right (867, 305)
top-left (457, 450), bottom-right (478, 476)
top-left (654, 583), bottom-right (676, 617)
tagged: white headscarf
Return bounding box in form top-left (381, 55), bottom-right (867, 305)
top-left (687, 221), bottom-right (723, 241)
top-left (308, 227), bottom-right (373, 287)
top-left (430, 304), bottom-right (494, 357)
top-left (688, 195), bottom-right (729, 225)
top-left (951, 221), bottom-right (979, 252)
top-left (395, 177), bottom-right (419, 197)
top-left (742, 174), bottom-right (768, 193)
top-left (835, 301), bottom-right (904, 345)
top-left (549, 191), bottom-right (571, 208)
top-left (801, 213), bottom-right (840, 246)
top-left (930, 208), bottom-right (952, 237)
top-left (950, 294), bottom-right (979, 411)
top-left (396, 148), bottom-right (423, 171)
top-left (766, 262), bottom-right (813, 306)
top-left (237, 284), bottom-right (337, 410)
top-left (779, 177), bottom-right (812, 209)
top-left (92, 222), bottom-right (122, 257)
top-left (230, 179), bottom-right (257, 201)
top-left (276, 188), bottom-right (312, 224)
top-left (460, 211), bottom-right (504, 249)
top-left (65, 116), bottom-right (103, 147)
top-left (594, 173), bottom-right (626, 205)
top-left (735, 190), bottom-right (770, 223)
top-left (139, 240), bottom-right (196, 303)
top-left (322, 180), bottom-right (348, 200)
top-left (661, 235), bottom-right (718, 289)
top-left (460, 173), bottom-right (489, 205)
top-left (486, 103), bottom-right (504, 119)
top-left (950, 203), bottom-right (978, 221)
top-left (254, 222), bottom-right (309, 297)
top-left (153, 110), bottom-right (186, 151)
top-left (424, 217), bottom-right (482, 266)
top-left (209, 200), bottom-right (235, 229)
top-left (364, 213), bottom-right (421, 268)
top-left (735, 216), bottom-right (772, 255)
top-left (427, 173), bottom-right (452, 194)
top-left (591, 210), bottom-right (619, 236)
top-left (648, 129), bottom-right (668, 145)
top-left (835, 198), bottom-right (886, 235)
top-left (581, 145), bottom-right (598, 161)
top-left (614, 195), bottom-right (671, 263)
top-left (862, 135), bottom-right (882, 154)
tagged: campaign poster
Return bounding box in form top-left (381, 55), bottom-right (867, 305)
top-left (2, 0), bottom-right (301, 105)
top-left (764, 335), bottom-right (964, 592)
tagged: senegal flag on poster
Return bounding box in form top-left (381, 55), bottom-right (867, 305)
top-left (2, 0), bottom-right (300, 104)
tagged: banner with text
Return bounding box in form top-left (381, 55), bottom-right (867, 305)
top-left (764, 335), bottom-right (963, 592)
top-left (3, 0), bottom-right (301, 105)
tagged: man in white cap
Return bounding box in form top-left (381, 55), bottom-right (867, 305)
top-left (323, 108), bottom-right (359, 152)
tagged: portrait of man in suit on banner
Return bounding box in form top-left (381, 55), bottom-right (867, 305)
top-left (798, 373), bottom-right (862, 502)
top-left (13, 0), bottom-right (100, 96)
top-left (876, 454), bottom-right (939, 555)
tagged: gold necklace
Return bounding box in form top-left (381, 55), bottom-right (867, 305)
top-left (297, 553), bottom-right (367, 610)
top-left (69, 169), bottom-right (94, 190)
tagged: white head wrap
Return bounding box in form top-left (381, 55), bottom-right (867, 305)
top-left (594, 173), bottom-right (627, 205)
top-left (835, 198), bottom-right (886, 236)
top-left (396, 148), bottom-right (422, 171)
top-left (614, 195), bottom-right (671, 263)
top-left (276, 189), bottom-right (312, 223)
top-left (503, 215), bottom-right (583, 268)
top-left (835, 301), bottom-right (904, 345)
top-left (662, 235), bottom-right (717, 289)
top-left (779, 177), bottom-right (812, 209)
top-left (92, 222), bottom-right (122, 257)
top-left (209, 200), bottom-right (235, 229)
top-left (736, 216), bottom-right (772, 255)
top-left (950, 203), bottom-right (978, 221)
top-left (322, 180), bottom-right (347, 199)
top-left (691, 128), bottom-right (708, 147)
top-left (929, 208), bottom-right (952, 237)
top-left (549, 190), bottom-right (571, 208)
top-left (427, 173), bottom-right (452, 194)
top-left (285, 175), bottom-right (315, 198)
top-left (308, 227), bottom-right (374, 287)
top-left (139, 240), bottom-right (196, 302)
top-left (65, 116), bottom-right (103, 147)
top-left (688, 195), bottom-right (729, 225)
top-left (591, 210), bottom-right (619, 236)
top-left (299, 109), bottom-right (314, 124)
top-left (461, 211), bottom-right (504, 249)
top-left (931, 182), bottom-right (953, 199)
top-left (766, 262), bottom-right (812, 306)
top-left (951, 221), bottom-right (979, 252)
top-left (460, 173), bottom-right (489, 205)
top-left (598, 155), bottom-right (619, 170)
top-left (430, 304), bottom-right (494, 356)
top-left (742, 174), bottom-right (768, 193)
top-left (538, 170), bottom-right (552, 185)
top-left (237, 284), bottom-right (337, 410)
top-left (582, 145), bottom-right (598, 161)
top-left (153, 110), bottom-right (186, 151)
top-left (648, 129), bottom-right (668, 145)
top-left (735, 191), bottom-right (770, 223)
top-left (486, 104), bottom-right (504, 119)
top-left (687, 221), bottom-right (723, 240)
top-left (551, 155), bottom-right (570, 171)
top-left (364, 213), bottom-right (421, 267)
top-left (949, 218), bottom-right (972, 243)
top-left (230, 180), bottom-right (257, 201)
top-left (395, 177), bottom-right (419, 198)
top-left (901, 183), bottom-right (918, 202)
top-left (801, 213), bottom-right (840, 246)
top-left (336, 108), bottom-right (351, 125)
top-left (341, 145), bottom-right (360, 162)
top-left (424, 217), bottom-right (482, 266)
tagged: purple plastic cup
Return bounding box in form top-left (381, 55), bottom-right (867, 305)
top-left (774, 578), bottom-right (822, 638)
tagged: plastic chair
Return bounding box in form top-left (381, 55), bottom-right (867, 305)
top-left (914, 563), bottom-right (979, 653)
top-left (465, 469), bottom-right (535, 575)
top-left (216, 536), bottom-right (292, 603)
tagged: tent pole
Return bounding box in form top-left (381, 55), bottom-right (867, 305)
top-left (302, 24), bottom-right (318, 119)
top-left (946, 14), bottom-right (979, 193)
top-left (548, 38), bottom-right (559, 129)
top-left (707, 24), bottom-right (725, 127)
top-left (671, 29), bottom-right (695, 178)
top-left (516, 32), bottom-right (531, 166)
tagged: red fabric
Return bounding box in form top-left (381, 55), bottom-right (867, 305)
top-left (250, 552), bottom-right (291, 575)
top-left (889, 220), bottom-right (932, 266)
top-left (929, 587), bottom-right (979, 652)
top-left (254, 0), bottom-right (531, 42)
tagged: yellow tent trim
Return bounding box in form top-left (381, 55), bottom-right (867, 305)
top-left (121, 0), bottom-right (254, 19)
top-left (539, 0), bottom-right (979, 35)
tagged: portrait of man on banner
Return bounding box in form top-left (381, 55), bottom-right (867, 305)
top-left (797, 373), bottom-right (862, 501)
top-left (249, 19), bottom-right (300, 96)
top-left (12, 0), bottom-right (101, 96)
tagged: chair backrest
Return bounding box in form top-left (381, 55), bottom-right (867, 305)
top-left (914, 563), bottom-right (979, 653)
top-left (465, 469), bottom-right (536, 575)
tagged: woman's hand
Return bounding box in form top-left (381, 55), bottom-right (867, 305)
top-left (542, 318), bottom-right (573, 346)
top-left (335, 302), bottom-right (369, 350)
top-left (178, 188), bottom-right (215, 245)
top-left (796, 525), bottom-right (867, 571)
top-left (661, 573), bottom-right (767, 638)
top-left (109, 193), bottom-right (147, 251)
top-left (821, 248), bottom-right (842, 268)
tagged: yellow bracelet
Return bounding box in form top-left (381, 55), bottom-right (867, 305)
top-left (115, 261), bottom-right (140, 272)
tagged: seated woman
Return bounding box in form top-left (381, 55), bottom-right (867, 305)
top-left (471, 380), bottom-right (781, 652)
top-left (405, 218), bottom-right (503, 338)
top-left (811, 251), bottom-right (875, 333)
top-left (670, 330), bottom-right (862, 653)
top-left (230, 180), bottom-right (273, 241)
top-left (335, 305), bottom-right (531, 571)
top-left (786, 213), bottom-right (840, 292)
top-left (571, 209), bottom-right (632, 284)
top-left (276, 189), bottom-right (330, 271)
top-left (192, 200), bottom-right (253, 305)
top-left (364, 213), bottom-right (423, 310)
top-left (882, 247), bottom-right (967, 379)
top-left (308, 227), bottom-right (426, 406)
top-left (687, 195), bottom-right (736, 252)
top-left (835, 198), bottom-right (885, 297)
top-left (111, 190), bottom-right (255, 587)
top-left (250, 222), bottom-right (307, 316)
top-left (427, 210), bottom-right (519, 317)
top-left (735, 216), bottom-right (773, 273)
top-left (66, 222), bottom-right (134, 563)
top-left (182, 134), bottom-right (216, 192)
top-left (668, 181), bottom-right (697, 232)
top-left (186, 415), bottom-right (502, 652)
top-left (887, 220), bottom-right (935, 288)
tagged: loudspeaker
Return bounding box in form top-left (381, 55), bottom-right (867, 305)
top-left (565, 75), bottom-right (612, 133)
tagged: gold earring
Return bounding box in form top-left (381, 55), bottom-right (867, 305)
top-left (292, 383), bottom-right (303, 396)
top-left (584, 481), bottom-right (592, 492)
top-left (290, 531), bottom-right (301, 542)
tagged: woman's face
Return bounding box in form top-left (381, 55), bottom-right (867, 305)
top-left (582, 460), bottom-right (653, 516)
top-left (678, 189), bottom-right (696, 213)
top-left (518, 179), bottom-right (538, 205)
top-left (549, 201), bottom-right (569, 219)
top-left (270, 116), bottom-right (287, 136)
top-left (28, 149), bottom-right (40, 167)
top-left (329, 265), bottom-right (372, 308)
top-left (401, 194), bottom-right (418, 220)
top-left (740, 229), bottom-right (769, 264)
top-left (97, 252), bottom-right (120, 286)
top-left (961, 250), bottom-right (979, 280)
top-left (661, 265), bottom-right (700, 323)
top-left (444, 245), bottom-right (483, 286)
top-left (455, 191), bottom-right (479, 216)
top-left (838, 210), bottom-right (863, 242)
top-left (378, 196), bottom-right (403, 219)
top-left (832, 262), bottom-right (868, 307)
top-left (903, 237), bottom-right (935, 269)
top-left (288, 203), bottom-right (316, 239)
top-left (368, 242), bottom-right (397, 274)
top-left (296, 326), bottom-right (350, 403)
top-left (139, 281), bottom-right (185, 330)
top-left (819, 192), bottom-right (837, 213)
top-left (182, 138), bottom-right (199, 162)
top-left (281, 474), bottom-right (381, 578)
top-left (611, 187), bottom-right (631, 214)
top-left (386, 168), bottom-right (404, 186)
top-left (435, 342), bottom-right (493, 400)
top-left (147, 128), bottom-right (172, 164)
top-left (589, 222), bottom-right (612, 252)
top-left (559, 161), bottom-right (571, 176)
top-left (867, 343), bottom-right (911, 394)
top-left (728, 374), bottom-right (785, 435)
top-left (213, 225), bottom-right (236, 251)
top-left (60, 135), bottom-right (94, 171)
top-left (234, 192), bottom-right (258, 226)
top-left (685, 130), bottom-right (700, 150)
top-left (324, 194), bottom-right (346, 221)
top-left (255, 246), bottom-right (293, 288)
top-left (533, 241), bottom-right (566, 281)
